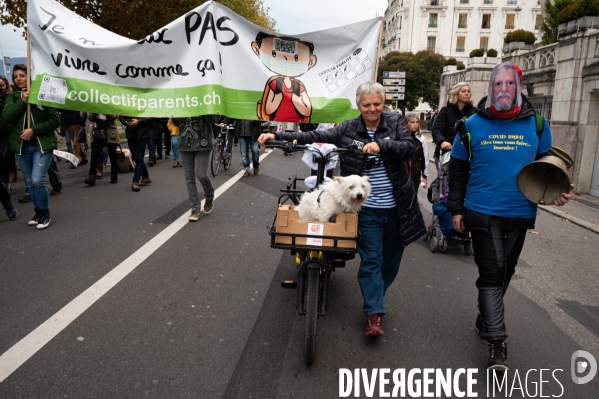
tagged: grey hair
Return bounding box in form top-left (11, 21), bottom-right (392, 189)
top-left (449, 82), bottom-right (472, 105)
top-left (356, 81), bottom-right (385, 105)
top-left (485, 62), bottom-right (522, 108)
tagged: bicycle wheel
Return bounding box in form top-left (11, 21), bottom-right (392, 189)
top-left (222, 146), bottom-right (232, 170)
top-left (211, 143), bottom-right (221, 176)
top-left (304, 266), bottom-right (319, 366)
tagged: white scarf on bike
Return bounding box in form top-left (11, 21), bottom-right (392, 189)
top-left (301, 143), bottom-right (339, 171)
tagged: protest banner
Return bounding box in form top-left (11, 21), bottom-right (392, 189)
top-left (27, 0), bottom-right (382, 123)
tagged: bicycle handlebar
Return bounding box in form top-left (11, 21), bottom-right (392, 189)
top-left (265, 140), bottom-right (379, 157)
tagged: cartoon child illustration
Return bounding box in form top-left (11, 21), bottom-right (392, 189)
top-left (252, 32), bottom-right (317, 122)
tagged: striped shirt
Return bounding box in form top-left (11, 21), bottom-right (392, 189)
top-left (362, 128), bottom-right (396, 208)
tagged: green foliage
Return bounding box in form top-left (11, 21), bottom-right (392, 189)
top-left (457, 62), bottom-right (466, 70)
top-left (541, 0), bottom-right (577, 44)
top-left (486, 48), bottom-right (498, 57)
top-left (469, 48), bottom-right (485, 57)
top-left (505, 29), bottom-right (537, 44)
top-left (377, 51), bottom-right (446, 112)
top-left (445, 58), bottom-right (458, 66)
top-left (559, 0), bottom-right (599, 23)
top-left (0, 0), bottom-right (276, 40)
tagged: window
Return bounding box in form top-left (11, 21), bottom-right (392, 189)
top-left (481, 14), bottom-right (491, 29)
top-left (456, 37), bottom-right (465, 52)
top-left (507, 0), bottom-right (517, 4)
top-left (429, 13), bottom-right (438, 28)
top-left (505, 14), bottom-right (515, 29)
top-left (535, 14), bottom-right (543, 30)
top-left (430, 0), bottom-right (439, 5)
top-left (399, 16), bottom-right (402, 29)
top-left (460, 0), bottom-right (469, 3)
top-left (484, 0), bottom-right (493, 3)
top-left (427, 36), bottom-right (436, 52)
top-left (458, 13), bottom-right (468, 29)
top-left (480, 37), bottom-right (489, 51)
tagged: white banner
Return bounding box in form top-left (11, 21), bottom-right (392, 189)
top-left (27, 0), bottom-right (381, 122)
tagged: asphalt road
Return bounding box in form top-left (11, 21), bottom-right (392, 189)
top-left (0, 144), bottom-right (598, 399)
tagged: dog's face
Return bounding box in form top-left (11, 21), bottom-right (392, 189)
top-left (334, 175), bottom-right (371, 205)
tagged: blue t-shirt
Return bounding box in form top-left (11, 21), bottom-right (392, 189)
top-left (450, 114), bottom-right (552, 218)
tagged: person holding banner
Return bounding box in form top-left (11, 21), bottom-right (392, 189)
top-left (2, 64), bottom-right (60, 230)
top-left (258, 81), bottom-right (426, 337)
top-left (171, 115), bottom-right (223, 221)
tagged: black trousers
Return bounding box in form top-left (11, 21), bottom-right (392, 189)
top-left (0, 140), bottom-right (13, 184)
top-left (89, 142), bottom-right (118, 176)
top-left (470, 217), bottom-right (528, 339)
top-left (156, 131), bottom-right (171, 156)
top-left (0, 176), bottom-right (10, 204)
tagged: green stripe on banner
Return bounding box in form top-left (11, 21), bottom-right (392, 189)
top-left (30, 74), bottom-right (359, 123)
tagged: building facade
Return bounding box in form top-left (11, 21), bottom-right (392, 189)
top-left (381, 0), bottom-right (543, 61)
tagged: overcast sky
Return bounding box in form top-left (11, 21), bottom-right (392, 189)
top-left (0, 0), bottom-right (387, 59)
top-left (0, 25), bottom-right (27, 59)
top-left (263, 0), bottom-right (387, 33)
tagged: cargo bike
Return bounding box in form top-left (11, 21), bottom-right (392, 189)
top-left (265, 140), bottom-right (376, 365)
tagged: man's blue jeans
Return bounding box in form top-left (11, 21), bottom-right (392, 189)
top-left (16, 144), bottom-right (53, 210)
top-left (357, 207), bottom-right (404, 316)
top-left (238, 137), bottom-right (260, 171)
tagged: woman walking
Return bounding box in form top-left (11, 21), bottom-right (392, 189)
top-left (83, 113), bottom-right (120, 186)
top-left (2, 64), bottom-right (60, 229)
top-left (167, 118), bottom-right (182, 168)
top-left (172, 115), bottom-right (222, 221)
top-left (404, 113), bottom-right (429, 190)
top-left (431, 82), bottom-right (476, 163)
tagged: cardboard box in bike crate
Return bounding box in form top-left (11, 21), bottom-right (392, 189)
top-left (274, 205), bottom-right (358, 249)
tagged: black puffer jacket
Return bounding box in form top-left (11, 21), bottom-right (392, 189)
top-left (431, 100), bottom-right (477, 158)
top-left (275, 112), bottom-right (426, 246)
top-left (447, 95), bottom-right (539, 217)
top-left (118, 116), bottom-right (153, 140)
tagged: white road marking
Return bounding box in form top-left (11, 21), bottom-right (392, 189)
top-left (0, 152), bottom-right (271, 382)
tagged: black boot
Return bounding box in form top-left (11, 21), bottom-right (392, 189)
top-left (487, 338), bottom-right (508, 371)
top-left (84, 175), bottom-right (96, 186)
top-left (110, 174), bottom-right (118, 184)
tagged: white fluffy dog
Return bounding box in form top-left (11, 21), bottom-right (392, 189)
top-left (296, 175), bottom-right (371, 222)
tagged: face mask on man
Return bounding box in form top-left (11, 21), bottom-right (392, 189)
top-left (259, 50), bottom-right (310, 77)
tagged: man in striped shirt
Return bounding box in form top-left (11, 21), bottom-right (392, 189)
top-left (259, 82), bottom-right (425, 337)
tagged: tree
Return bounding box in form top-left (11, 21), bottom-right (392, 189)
top-left (541, 0), bottom-right (577, 44)
top-left (377, 51), bottom-right (446, 113)
top-left (0, 0), bottom-right (275, 40)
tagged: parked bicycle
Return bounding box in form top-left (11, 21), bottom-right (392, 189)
top-left (211, 126), bottom-right (233, 176)
top-left (265, 140), bottom-right (376, 365)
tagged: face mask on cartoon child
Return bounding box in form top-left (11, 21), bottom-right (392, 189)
top-left (259, 51), bottom-right (310, 77)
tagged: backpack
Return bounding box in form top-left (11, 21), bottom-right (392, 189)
top-left (456, 114), bottom-right (545, 163)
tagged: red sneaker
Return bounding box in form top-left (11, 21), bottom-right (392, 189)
top-left (365, 314), bottom-right (384, 337)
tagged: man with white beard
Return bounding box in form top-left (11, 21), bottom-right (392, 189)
top-left (447, 63), bottom-right (574, 371)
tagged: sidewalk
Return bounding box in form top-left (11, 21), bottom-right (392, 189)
top-left (421, 130), bottom-right (599, 235)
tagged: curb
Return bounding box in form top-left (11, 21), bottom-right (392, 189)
top-left (538, 205), bottom-right (599, 235)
